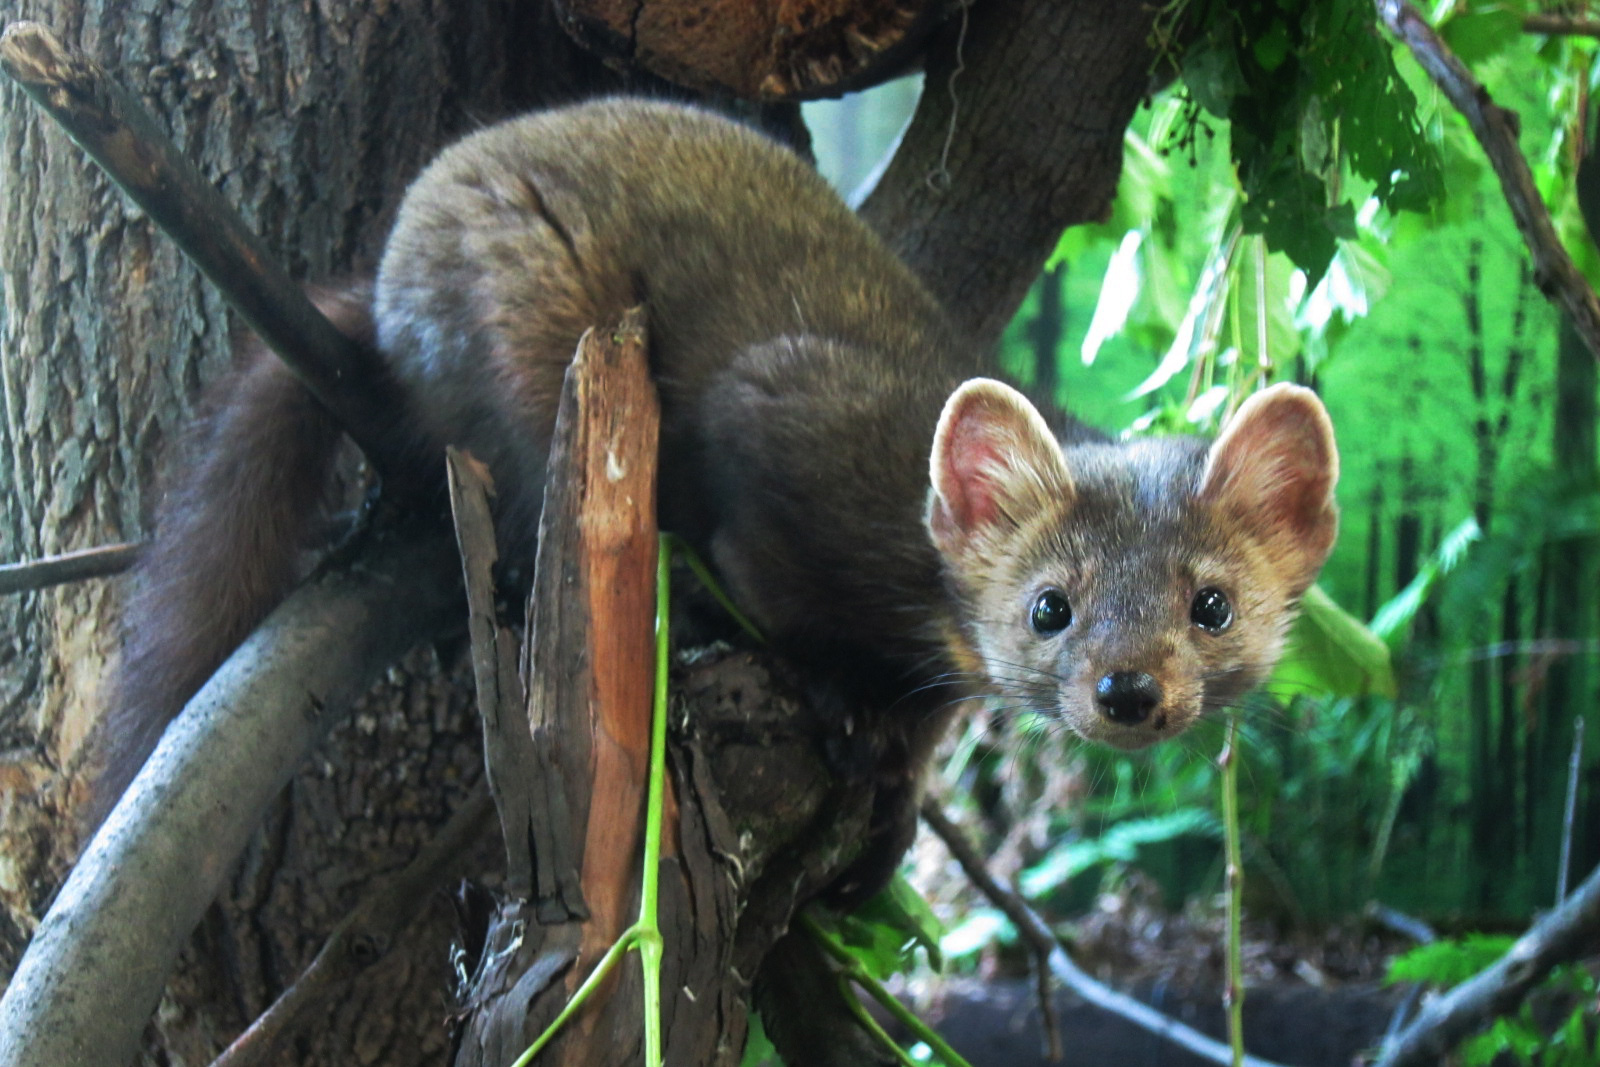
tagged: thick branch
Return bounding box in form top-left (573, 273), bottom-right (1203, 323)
top-left (0, 21), bottom-right (412, 472)
top-left (920, 799), bottom-right (1292, 1067)
top-left (1375, 860), bottom-right (1600, 1067)
top-left (1378, 0), bottom-right (1600, 362)
top-left (0, 530), bottom-right (461, 1067)
top-left (860, 0), bottom-right (1159, 346)
top-left (0, 542), bottom-right (142, 595)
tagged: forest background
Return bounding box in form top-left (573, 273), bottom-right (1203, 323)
top-left (806, 8), bottom-right (1599, 947)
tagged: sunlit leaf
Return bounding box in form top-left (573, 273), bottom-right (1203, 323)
top-left (1269, 584), bottom-right (1397, 701)
top-left (1082, 231), bottom-right (1144, 365)
top-left (1371, 516), bottom-right (1482, 644)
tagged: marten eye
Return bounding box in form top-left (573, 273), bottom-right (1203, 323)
top-left (1190, 587), bottom-right (1232, 633)
top-left (1030, 589), bottom-right (1072, 635)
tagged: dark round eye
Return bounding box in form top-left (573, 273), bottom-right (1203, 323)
top-left (1031, 589), bottom-right (1072, 635)
top-left (1190, 587), bottom-right (1232, 633)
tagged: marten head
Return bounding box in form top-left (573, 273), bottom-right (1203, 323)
top-left (925, 379), bottom-right (1339, 749)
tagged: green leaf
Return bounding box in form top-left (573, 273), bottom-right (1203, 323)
top-left (1182, 20), bottom-right (1246, 118)
top-left (1020, 808), bottom-right (1220, 897)
top-left (739, 1011), bottom-right (778, 1067)
top-left (939, 908), bottom-right (1013, 962)
top-left (839, 873), bottom-right (946, 976)
top-left (1268, 584), bottom-right (1397, 701)
top-left (1386, 934), bottom-right (1515, 986)
top-left (1370, 516), bottom-right (1482, 645)
top-left (1227, 240), bottom-right (1301, 374)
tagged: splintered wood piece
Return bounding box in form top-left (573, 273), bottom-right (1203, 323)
top-left (553, 0), bottom-right (952, 100)
top-left (525, 307), bottom-right (665, 1061)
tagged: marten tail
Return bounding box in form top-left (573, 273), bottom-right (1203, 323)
top-left (91, 286), bottom-right (375, 821)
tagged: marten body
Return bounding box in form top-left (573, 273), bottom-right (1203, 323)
top-left (103, 99), bottom-right (1340, 851)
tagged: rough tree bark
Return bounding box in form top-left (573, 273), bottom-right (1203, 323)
top-left (0, 0), bottom-right (1161, 1062)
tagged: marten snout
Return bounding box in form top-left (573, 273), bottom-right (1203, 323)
top-left (1095, 670), bottom-right (1162, 725)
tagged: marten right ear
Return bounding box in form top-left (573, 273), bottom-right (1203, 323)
top-left (1199, 383), bottom-right (1340, 590)
top-left (926, 378), bottom-right (1073, 556)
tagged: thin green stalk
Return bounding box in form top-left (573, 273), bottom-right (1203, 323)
top-left (835, 974), bottom-right (923, 1067)
top-left (637, 536), bottom-right (674, 1066)
top-left (1220, 714), bottom-right (1245, 1067)
top-left (511, 928), bottom-right (641, 1067)
top-left (800, 913), bottom-right (974, 1067)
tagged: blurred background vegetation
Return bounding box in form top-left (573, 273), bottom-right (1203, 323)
top-left (805, 5), bottom-right (1598, 939)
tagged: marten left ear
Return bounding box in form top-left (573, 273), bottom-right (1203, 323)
top-left (1200, 383), bottom-right (1340, 585)
top-left (926, 378), bottom-right (1073, 556)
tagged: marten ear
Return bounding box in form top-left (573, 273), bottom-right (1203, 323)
top-left (1200, 383), bottom-right (1340, 586)
top-left (926, 379), bottom-right (1073, 555)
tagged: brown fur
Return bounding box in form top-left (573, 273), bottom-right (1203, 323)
top-left (90, 286), bottom-right (375, 820)
top-left (101, 100), bottom-right (1339, 854)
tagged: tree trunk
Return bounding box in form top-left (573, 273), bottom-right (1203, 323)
top-left (0, 0), bottom-right (609, 1056)
top-left (1029, 263), bottom-right (1064, 404)
top-left (0, 0), bottom-right (1164, 1061)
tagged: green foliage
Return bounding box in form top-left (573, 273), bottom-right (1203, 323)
top-left (830, 874), bottom-right (946, 980)
top-left (739, 1012), bottom-right (778, 1067)
top-left (1172, 0), bottom-right (1444, 281)
top-left (1388, 937), bottom-right (1600, 1066)
top-left (1386, 933), bottom-right (1515, 985)
top-left (1369, 515), bottom-right (1481, 646)
top-left (1019, 808), bottom-right (1220, 898)
top-left (978, 0), bottom-right (1596, 940)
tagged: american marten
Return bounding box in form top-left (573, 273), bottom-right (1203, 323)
top-left (101, 99), bottom-right (1339, 869)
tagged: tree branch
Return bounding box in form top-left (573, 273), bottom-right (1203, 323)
top-left (919, 798), bottom-right (1293, 1067)
top-left (861, 0), bottom-right (1159, 346)
top-left (0, 530), bottom-right (462, 1067)
top-left (1375, 859), bottom-right (1600, 1067)
top-left (1377, 0), bottom-right (1600, 363)
top-left (0, 21), bottom-right (414, 475)
top-left (0, 542), bottom-right (143, 595)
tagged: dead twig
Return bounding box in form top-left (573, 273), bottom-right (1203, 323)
top-left (1377, 0), bottom-right (1600, 363)
top-left (919, 798), bottom-right (1292, 1067)
top-left (0, 542), bottom-right (143, 596)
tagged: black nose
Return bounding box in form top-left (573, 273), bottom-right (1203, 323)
top-left (1095, 671), bottom-right (1162, 725)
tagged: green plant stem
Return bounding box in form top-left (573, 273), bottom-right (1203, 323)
top-left (800, 912), bottom-right (974, 1067)
top-left (511, 927), bottom-right (642, 1067)
top-left (1220, 714), bottom-right (1245, 1067)
top-left (835, 974), bottom-right (923, 1067)
top-left (637, 536), bottom-right (674, 1066)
